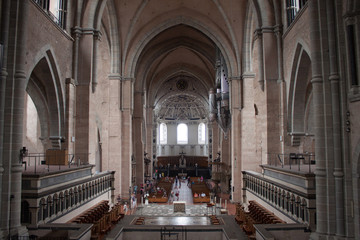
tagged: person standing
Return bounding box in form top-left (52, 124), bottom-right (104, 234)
top-left (175, 187), bottom-right (180, 201)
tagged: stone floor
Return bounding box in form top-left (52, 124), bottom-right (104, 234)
top-left (105, 180), bottom-right (248, 239)
top-left (134, 203), bottom-right (218, 216)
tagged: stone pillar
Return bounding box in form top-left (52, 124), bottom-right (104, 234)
top-left (230, 76), bottom-right (242, 202)
top-left (108, 74), bottom-right (122, 196)
top-left (133, 91), bottom-right (144, 186)
top-left (326, 0), bottom-right (345, 237)
top-left (275, 25), bottom-right (286, 155)
top-left (0, 0), bottom-right (10, 237)
top-left (120, 78), bottom-right (133, 199)
top-left (0, 0), bottom-right (29, 237)
top-left (91, 30), bottom-right (102, 93)
top-left (241, 72), bottom-right (257, 171)
top-left (220, 131), bottom-right (230, 193)
top-left (29, 206), bottom-right (39, 228)
top-left (75, 31), bottom-right (94, 164)
top-left (255, 29), bottom-right (264, 91)
top-left (145, 106), bottom-right (154, 176)
top-left (309, 0), bottom-right (327, 238)
top-left (262, 27), bottom-right (281, 160)
top-left (65, 78), bottom-right (76, 154)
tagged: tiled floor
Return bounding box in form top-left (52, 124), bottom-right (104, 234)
top-left (132, 180), bottom-right (236, 217)
top-left (108, 181), bottom-right (247, 239)
top-left (131, 216), bottom-right (217, 225)
top-left (134, 203), bottom-right (218, 216)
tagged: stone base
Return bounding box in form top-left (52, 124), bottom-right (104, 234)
top-left (173, 201), bottom-right (186, 212)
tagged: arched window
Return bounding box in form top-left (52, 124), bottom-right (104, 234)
top-left (34, 0), bottom-right (68, 28)
top-left (286, 0), bottom-right (308, 26)
top-left (159, 123), bottom-right (167, 144)
top-left (177, 123), bottom-right (188, 144)
top-left (198, 123), bottom-right (206, 144)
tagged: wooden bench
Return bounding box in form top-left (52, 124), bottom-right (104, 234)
top-left (191, 183), bottom-right (210, 203)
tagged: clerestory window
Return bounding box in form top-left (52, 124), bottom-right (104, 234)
top-left (177, 123), bottom-right (188, 144)
top-left (286, 0), bottom-right (308, 27)
top-left (159, 123), bottom-right (167, 144)
top-left (33, 0), bottom-right (67, 29)
top-left (198, 123), bottom-right (206, 144)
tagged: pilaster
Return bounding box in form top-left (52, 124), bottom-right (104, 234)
top-left (108, 74), bottom-right (122, 196)
top-left (120, 77), bottom-right (133, 199)
top-left (230, 76), bottom-right (242, 202)
top-left (133, 91), bottom-right (144, 186)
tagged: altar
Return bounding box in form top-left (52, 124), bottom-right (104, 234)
top-left (173, 201), bottom-right (186, 213)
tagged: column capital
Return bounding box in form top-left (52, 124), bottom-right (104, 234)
top-left (93, 30), bottom-right (102, 41)
top-left (65, 78), bottom-right (76, 86)
top-left (121, 76), bottom-right (134, 82)
top-left (242, 72), bottom-right (256, 79)
top-left (261, 26), bottom-right (275, 33)
top-left (311, 75), bottom-right (323, 84)
top-left (109, 73), bottom-right (121, 80)
top-left (228, 76), bottom-right (241, 82)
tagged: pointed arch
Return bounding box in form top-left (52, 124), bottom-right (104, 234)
top-left (288, 43), bottom-right (312, 135)
top-left (26, 49), bottom-right (65, 149)
top-left (127, 16), bottom-right (238, 80)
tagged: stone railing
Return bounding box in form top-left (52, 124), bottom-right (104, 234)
top-left (242, 170), bottom-right (316, 230)
top-left (21, 167), bottom-right (115, 227)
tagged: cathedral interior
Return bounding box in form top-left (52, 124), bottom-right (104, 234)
top-left (1, 0), bottom-right (360, 239)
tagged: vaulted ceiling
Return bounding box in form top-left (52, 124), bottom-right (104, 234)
top-left (99, 0), bottom-right (250, 121)
top-left (136, 24), bottom-right (216, 121)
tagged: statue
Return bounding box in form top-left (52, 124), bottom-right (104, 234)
top-left (214, 152), bottom-right (221, 162)
top-left (179, 154), bottom-right (186, 167)
top-left (144, 152), bottom-right (151, 164)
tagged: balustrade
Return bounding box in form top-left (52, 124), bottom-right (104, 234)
top-left (242, 170), bottom-right (315, 228)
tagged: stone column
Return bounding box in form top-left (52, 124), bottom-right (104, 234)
top-left (120, 78), bottom-right (133, 199)
top-left (230, 76), bottom-right (242, 202)
top-left (275, 25), bottom-right (286, 155)
top-left (145, 106), bottom-right (154, 176)
top-left (254, 29), bottom-right (264, 91)
top-left (0, 0), bottom-right (10, 237)
top-left (241, 72), bottom-right (257, 172)
top-left (133, 91), bottom-right (144, 186)
top-left (108, 74), bottom-right (122, 195)
top-left (1, 0), bottom-right (29, 237)
top-left (220, 131), bottom-right (230, 193)
top-left (92, 30), bottom-right (102, 93)
top-left (326, 0), bottom-right (345, 236)
top-left (29, 206), bottom-right (39, 228)
top-left (75, 31), bottom-right (94, 164)
top-left (65, 78), bottom-right (76, 154)
top-left (262, 27), bottom-right (281, 159)
top-left (309, 0), bottom-right (327, 238)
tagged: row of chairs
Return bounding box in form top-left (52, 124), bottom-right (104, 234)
top-left (70, 201), bottom-right (125, 240)
top-left (134, 217), bottom-right (145, 225)
top-left (209, 215), bottom-right (220, 225)
top-left (91, 203), bottom-right (125, 239)
top-left (71, 200), bottom-right (110, 224)
top-left (235, 204), bottom-right (255, 236)
top-left (235, 201), bottom-right (285, 237)
top-left (248, 200), bottom-right (285, 224)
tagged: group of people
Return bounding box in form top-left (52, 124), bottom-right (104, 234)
top-left (193, 192), bottom-right (206, 198)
